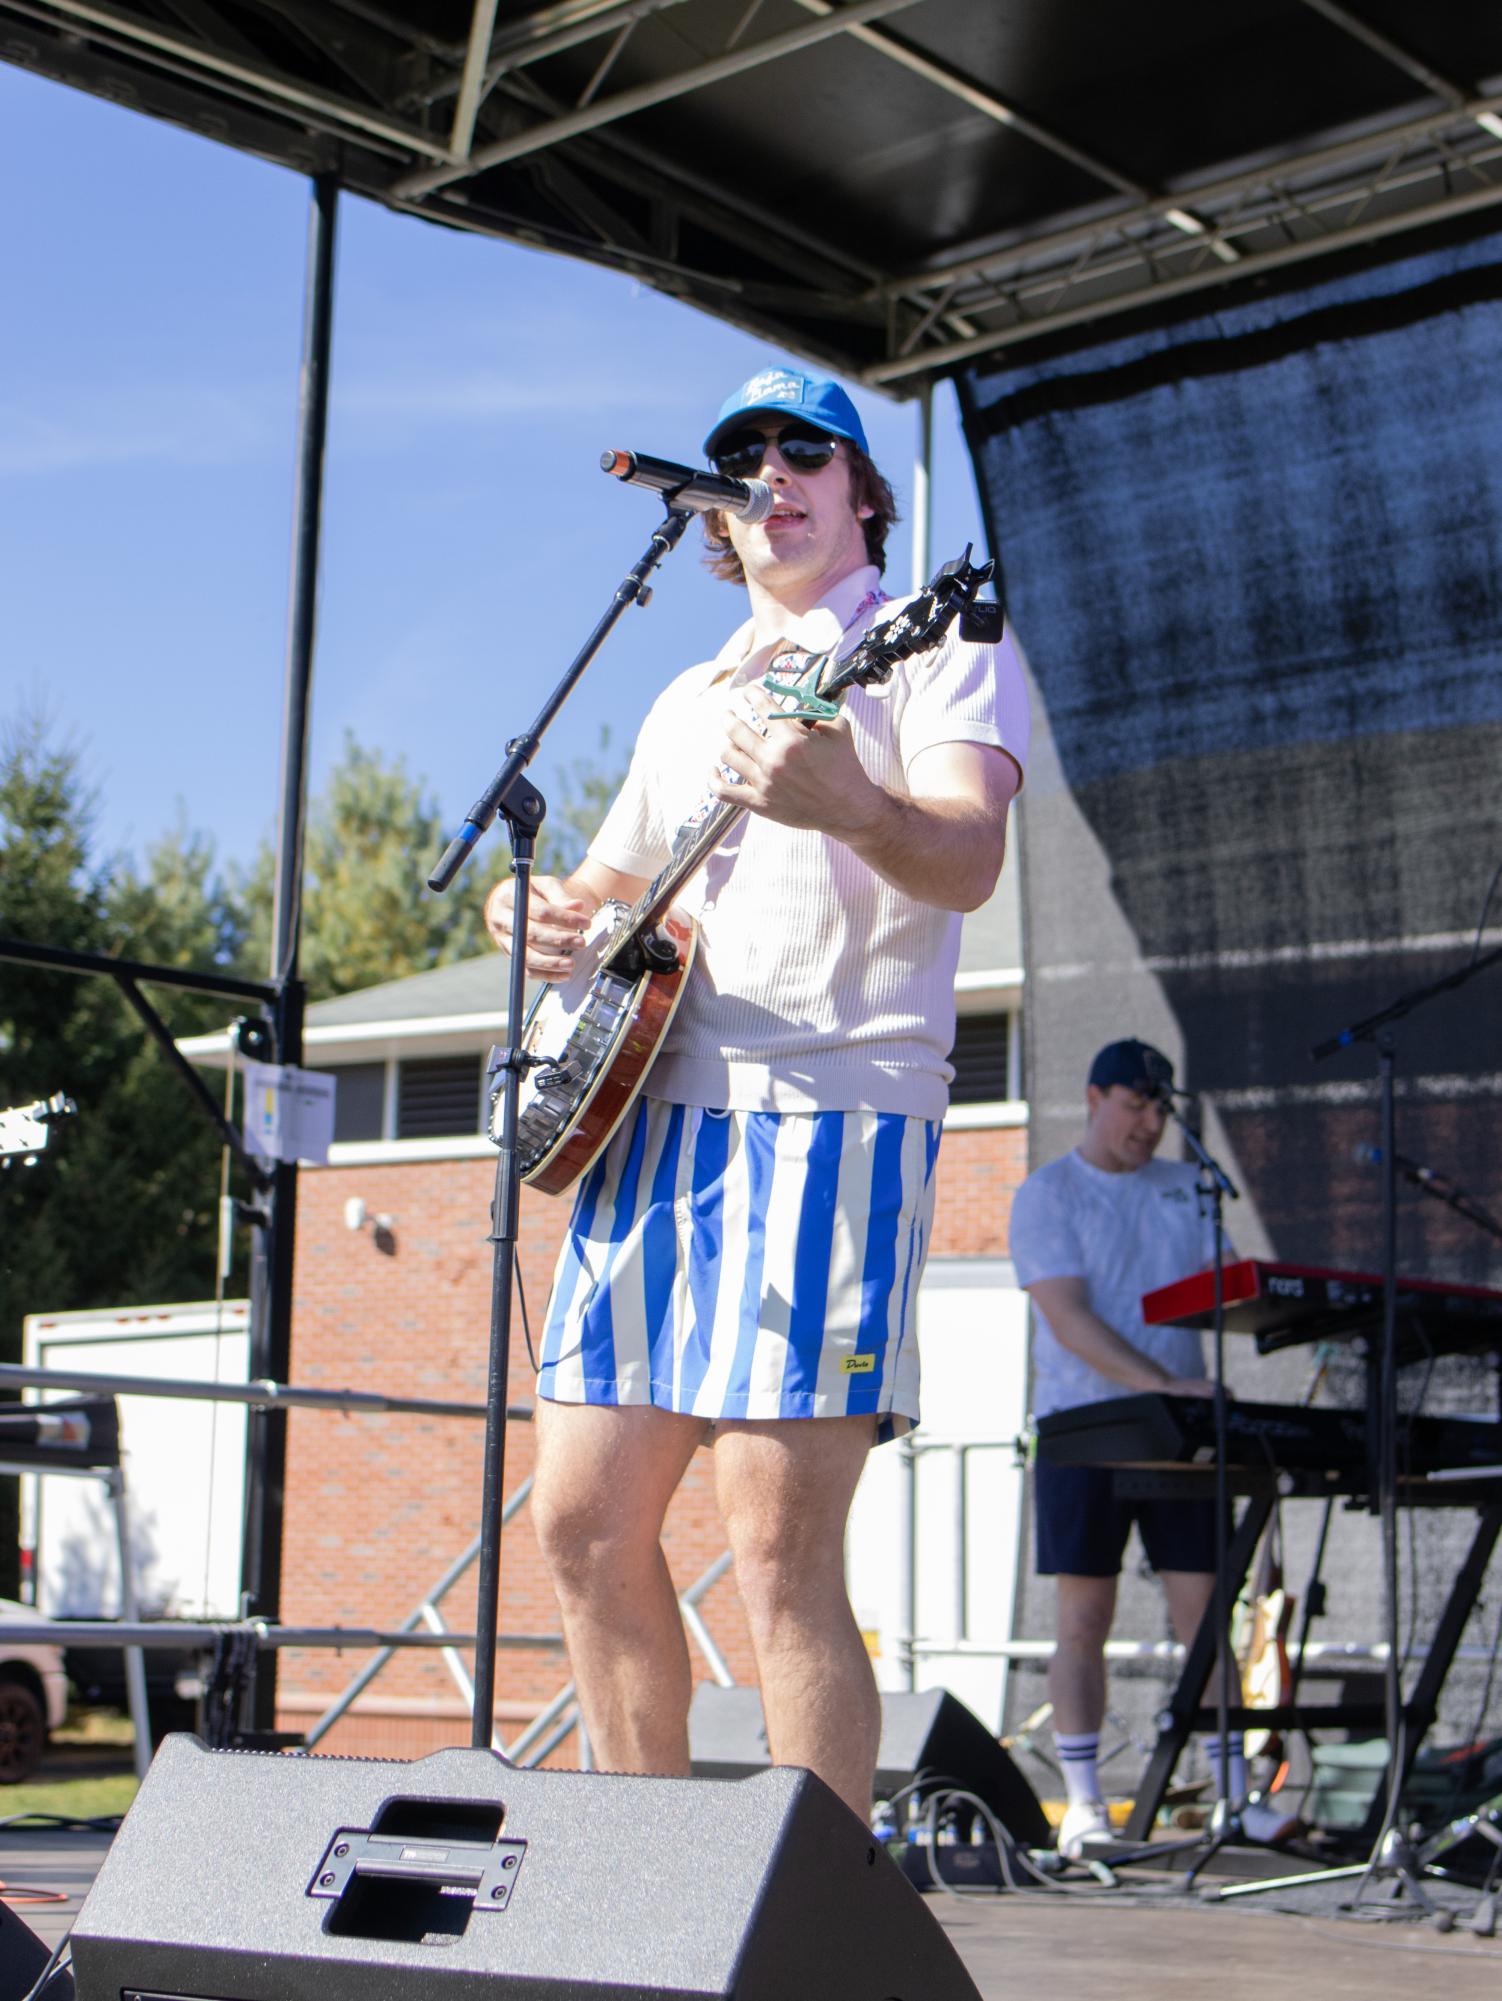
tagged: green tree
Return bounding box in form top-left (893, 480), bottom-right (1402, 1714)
top-left (235, 730), bottom-right (629, 1001)
top-left (534, 727), bottom-right (628, 882)
top-left (0, 722), bottom-right (244, 1325)
top-left (0, 717), bottom-right (246, 1593)
top-left (236, 735), bottom-right (492, 1001)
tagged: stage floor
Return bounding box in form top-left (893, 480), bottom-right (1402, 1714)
top-left (5, 1825), bottom-right (1500, 1997)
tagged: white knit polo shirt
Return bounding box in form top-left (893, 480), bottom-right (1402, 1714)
top-left (588, 565), bottom-right (1031, 1119)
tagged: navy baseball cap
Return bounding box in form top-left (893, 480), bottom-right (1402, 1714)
top-left (1088, 1039), bottom-right (1175, 1095)
top-left (703, 367), bottom-right (869, 459)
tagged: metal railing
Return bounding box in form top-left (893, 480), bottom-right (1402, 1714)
top-left (894, 1430), bottom-right (1502, 1683)
top-left (1, 1359), bottom-right (740, 1768)
top-left (894, 1431), bottom-right (1025, 1690)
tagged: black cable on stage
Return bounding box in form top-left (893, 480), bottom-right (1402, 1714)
top-left (18, 1936), bottom-right (71, 2001)
top-left (1462, 1590), bottom-right (1502, 1759)
top-left (514, 1250), bottom-right (538, 1375)
top-left (1469, 855), bottom-right (1502, 966)
top-left (0, 1814), bottom-right (123, 1833)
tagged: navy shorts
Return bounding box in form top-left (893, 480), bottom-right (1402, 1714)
top-left (1034, 1457), bottom-right (1218, 1578)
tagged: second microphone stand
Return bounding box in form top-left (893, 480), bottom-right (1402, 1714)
top-left (1093, 1092), bottom-right (1245, 1883)
top-left (1167, 1096), bottom-right (1246, 1883)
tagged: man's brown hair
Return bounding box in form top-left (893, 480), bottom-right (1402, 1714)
top-left (700, 444), bottom-right (900, 584)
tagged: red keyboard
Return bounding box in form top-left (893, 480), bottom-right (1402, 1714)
top-left (1142, 1260), bottom-right (1502, 1353)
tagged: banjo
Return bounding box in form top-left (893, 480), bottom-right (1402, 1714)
top-left (497, 550), bottom-right (999, 1196)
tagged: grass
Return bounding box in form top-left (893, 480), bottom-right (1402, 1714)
top-left (50, 1709), bottom-right (135, 1748)
top-left (0, 1771), bottom-right (138, 1824)
top-left (0, 1709), bottom-right (140, 1824)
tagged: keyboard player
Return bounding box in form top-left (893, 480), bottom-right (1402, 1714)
top-left (1010, 1038), bottom-right (1296, 1856)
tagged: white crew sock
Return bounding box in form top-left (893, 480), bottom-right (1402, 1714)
top-left (1203, 1730), bottom-right (1248, 1801)
top-left (1054, 1730), bottom-right (1103, 1808)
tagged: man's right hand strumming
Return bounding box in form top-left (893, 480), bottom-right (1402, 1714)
top-left (483, 857), bottom-right (647, 980)
top-left (483, 873), bottom-right (595, 980)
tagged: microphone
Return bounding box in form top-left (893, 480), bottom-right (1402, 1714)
top-left (1352, 1143), bottom-right (1445, 1188)
top-left (601, 449), bottom-right (775, 523)
top-left (1135, 1056), bottom-right (1186, 1106)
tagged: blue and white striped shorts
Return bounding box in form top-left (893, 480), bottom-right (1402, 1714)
top-left (538, 1099), bottom-right (941, 1442)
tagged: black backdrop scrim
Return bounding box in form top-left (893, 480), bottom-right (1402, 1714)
top-left (958, 222), bottom-right (1502, 1790)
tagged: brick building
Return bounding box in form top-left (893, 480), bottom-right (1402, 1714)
top-left (187, 853), bottom-right (1030, 1760)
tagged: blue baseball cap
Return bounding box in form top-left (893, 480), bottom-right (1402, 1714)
top-left (703, 367), bottom-right (869, 459)
top-left (1088, 1039), bottom-right (1175, 1095)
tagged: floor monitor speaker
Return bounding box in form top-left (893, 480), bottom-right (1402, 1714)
top-left (0, 1902), bottom-right (65, 2001)
top-left (690, 1683), bottom-right (1051, 1847)
top-left (70, 1735), bottom-right (981, 2001)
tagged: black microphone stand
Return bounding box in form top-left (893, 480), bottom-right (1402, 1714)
top-left (1077, 1092), bottom-right (1245, 1884)
top-left (1163, 1094), bottom-right (1245, 1885)
top-left (1374, 1150), bottom-right (1502, 1247)
top-left (427, 501), bottom-right (695, 1750)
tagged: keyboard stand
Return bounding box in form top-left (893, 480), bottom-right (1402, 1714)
top-left (1121, 1489), bottom-right (1271, 1842)
top-left (1120, 1485), bottom-right (1502, 1843)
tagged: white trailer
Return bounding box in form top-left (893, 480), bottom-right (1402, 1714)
top-left (20, 1299), bottom-right (250, 1621)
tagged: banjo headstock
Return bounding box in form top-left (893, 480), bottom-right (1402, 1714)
top-left (763, 548), bottom-right (998, 716)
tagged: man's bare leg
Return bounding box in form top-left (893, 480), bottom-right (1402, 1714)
top-left (712, 1414), bottom-right (878, 1819)
top-left (1160, 1566), bottom-right (1244, 1798)
top-left (1159, 1568), bottom-right (1216, 1649)
top-left (531, 1401), bottom-right (707, 1775)
top-left (1161, 1568), bottom-right (1238, 1709)
top-left (1049, 1574), bottom-right (1118, 1735)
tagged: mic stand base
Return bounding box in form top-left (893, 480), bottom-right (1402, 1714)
top-left (1210, 1827), bottom-right (1443, 1919)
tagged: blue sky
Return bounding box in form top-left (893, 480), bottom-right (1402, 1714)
top-left (1, 61), bottom-right (987, 884)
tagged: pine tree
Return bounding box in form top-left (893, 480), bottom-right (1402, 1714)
top-left (233, 730), bottom-right (630, 1000)
top-left (0, 723), bottom-right (244, 1337)
top-left (0, 719), bottom-right (247, 1592)
top-left (235, 734), bottom-right (492, 1001)
top-left (534, 726), bottom-right (627, 882)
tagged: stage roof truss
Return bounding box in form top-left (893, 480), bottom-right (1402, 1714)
top-left (870, 95), bottom-right (1502, 381)
top-left (5, 1), bottom-right (1502, 385)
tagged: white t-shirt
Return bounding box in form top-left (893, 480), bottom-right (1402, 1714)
top-left (1010, 1151), bottom-right (1225, 1418)
top-left (589, 565), bottom-right (1031, 1120)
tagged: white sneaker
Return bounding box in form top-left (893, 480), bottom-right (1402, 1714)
top-left (1058, 1797), bottom-right (1114, 1859)
top-left (1238, 1795), bottom-right (1301, 1847)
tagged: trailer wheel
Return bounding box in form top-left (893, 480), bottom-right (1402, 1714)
top-left (0, 1681), bottom-right (46, 1784)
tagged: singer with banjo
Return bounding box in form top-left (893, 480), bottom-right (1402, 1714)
top-left (483, 367), bottom-right (1028, 1817)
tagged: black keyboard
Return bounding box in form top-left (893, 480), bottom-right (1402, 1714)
top-left (1035, 1394), bottom-right (1502, 1478)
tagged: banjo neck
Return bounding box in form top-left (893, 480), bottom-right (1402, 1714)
top-left (627, 797), bottom-right (744, 941)
top-left (599, 699), bottom-right (803, 976)
top-left (597, 550), bottom-right (997, 978)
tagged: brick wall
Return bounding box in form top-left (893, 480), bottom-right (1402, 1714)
top-left (929, 1125), bottom-right (1028, 1256)
top-left (276, 1122), bottom-right (1026, 1757)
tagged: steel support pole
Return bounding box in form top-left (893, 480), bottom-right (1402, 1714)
top-left (241, 170), bottom-right (338, 1733)
top-left (107, 1467), bottom-right (153, 1781)
top-left (896, 1432), bottom-right (918, 1690)
top-left (910, 379), bottom-right (933, 594)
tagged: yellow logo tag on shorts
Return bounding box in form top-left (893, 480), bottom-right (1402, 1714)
top-left (841, 1354), bottom-right (876, 1374)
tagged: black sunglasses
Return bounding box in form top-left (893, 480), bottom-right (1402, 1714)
top-left (711, 421), bottom-right (842, 479)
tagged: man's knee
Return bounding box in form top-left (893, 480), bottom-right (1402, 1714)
top-left (722, 1500), bottom-right (842, 1635)
top-left (531, 1403), bottom-right (703, 1592)
top-left (1053, 1574), bottom-right (1118, 1650)
top-left (529, 1473), bottom-right (625, 1593)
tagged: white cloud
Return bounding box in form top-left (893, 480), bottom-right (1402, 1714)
top-left (0, 384), bottom-right (283, 476)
